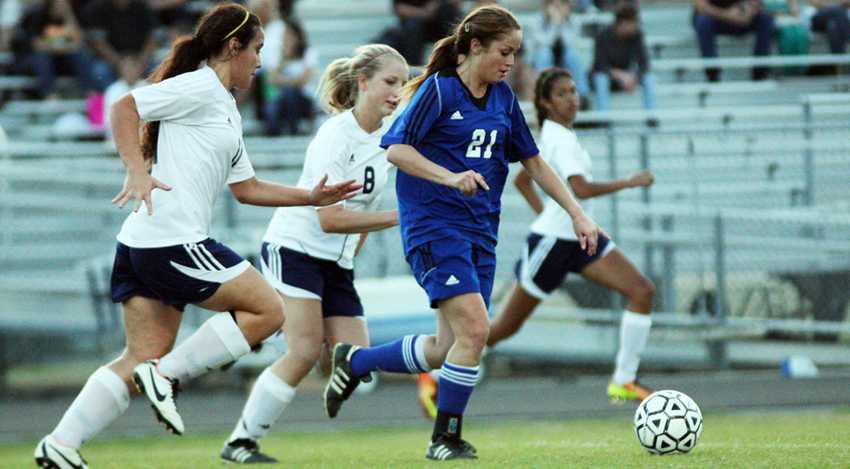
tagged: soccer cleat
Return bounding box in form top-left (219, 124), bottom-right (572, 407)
top-left (607, 380), bottom-right (654, 403)
top-left (426, 434), bottom-right (478, 461)
top-left (416, 372), bottom-right (438, 420)
top-left (220, 439), bottom-right (278, 464)
top-left (133, 360), bottom-right (185, 435)
top-left (34, 434), bottom-right (88, 469)
top-left (323, 343), bottom-right (362, 418)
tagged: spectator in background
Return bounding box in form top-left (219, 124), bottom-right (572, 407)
top-left (264, 18), bottom-right (318, 136)
top-left (249, 0), bottom-right (285, 120)
top-left (12, 0), bottom-right (95, 99)
top-left (148, 0), bottom-right (193, 38)
top-left (526, 0), bottom-right (591, 109)
top-left (809, 0), bottom-right (849, 54)
top-left (104, 57), bottom-right (147, 145)
top-left (591, 2), bottom-right (656, 111)
top-left (692, 0), bottom-right (774, 81)
top-left (82, 0), bottom-right (158, 92)
top-left (0, 0), bottom-right (22, 53)
top-left (376, 0), bottom-right (462, 65)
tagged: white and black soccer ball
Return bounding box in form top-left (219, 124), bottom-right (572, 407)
top-left (634, 389), bottom-right (703, 455)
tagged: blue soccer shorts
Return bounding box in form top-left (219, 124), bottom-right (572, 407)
top-left (406, 236), bottom-right (496, 310)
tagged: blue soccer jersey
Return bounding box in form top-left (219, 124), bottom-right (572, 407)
top-left (381, 69), bottom-right (539, 255)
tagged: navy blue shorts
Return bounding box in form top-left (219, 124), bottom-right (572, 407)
top-left (514, 233), bottom-right (615, 300)
top-left (260, 242), bottom-right (363, 318)
top-left (406, 237), bottom-right (496, 310)
top-left (110, 239), bottom-right (250, 311)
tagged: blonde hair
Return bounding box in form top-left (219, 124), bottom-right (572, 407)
top-left (318, 44), bottom-right (407, 113)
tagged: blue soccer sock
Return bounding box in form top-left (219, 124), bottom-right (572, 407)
top-left (437, 361), bottom-right (479, 415)
top-left (433, 361), bottom-right (479, 440)
top-left (350, 335), bottom-right (431, 377)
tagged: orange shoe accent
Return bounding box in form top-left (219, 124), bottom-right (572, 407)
top-left (417, 372), bottom-right (438, 420)
top-left (607, 380), bottom-right (654, 403)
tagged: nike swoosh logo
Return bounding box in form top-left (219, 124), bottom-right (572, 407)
top-left (149, 368), bottom-right (168, 402)
top-left (46, 442), bottom-right (84, 469)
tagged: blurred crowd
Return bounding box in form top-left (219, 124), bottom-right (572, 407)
top-left (0, 0), bottom-right (847, 135)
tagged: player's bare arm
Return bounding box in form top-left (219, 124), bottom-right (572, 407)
top-left (521, 154), bottom-right (599, 254)
top-left (567, 170), bottom-right (654, 199)
top-left (228, 175), bottom-right (361, 207)
top-left (387, 144), bottom-right (488, 196)
top-left (317, 205), bottom-right (399, 234)
top-left (110, 93), bottom-right (172, 215)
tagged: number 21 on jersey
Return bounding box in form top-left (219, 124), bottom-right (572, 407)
top-left (465, 129), bottom-right (498, 159)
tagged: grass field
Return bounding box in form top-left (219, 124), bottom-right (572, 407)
top-left (8, 409), bottom-right (850, 468)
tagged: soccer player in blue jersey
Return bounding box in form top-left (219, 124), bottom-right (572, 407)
top-left (322, 5), bottom-right (599, 461)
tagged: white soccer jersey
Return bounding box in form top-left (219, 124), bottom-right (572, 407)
top-left (529, 119), bottom-right (594, 241)
top-left (263, 110), bottom-right (393, 269)
top-left (116, 65), bottom-right (255, 248)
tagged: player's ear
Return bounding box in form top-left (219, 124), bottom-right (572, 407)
top-left (356, 72), bottom-right (368, 93)
top-left (469, 38), bottom-right (483, 56)
top-left (227, 37), bottom-right (241, 58)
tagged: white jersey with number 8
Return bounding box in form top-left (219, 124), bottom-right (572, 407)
top-left (263, 110), bottom-right (393, 269)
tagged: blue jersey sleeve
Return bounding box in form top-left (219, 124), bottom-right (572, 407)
top-left (381, 75), bottom-right (442, 149)
top-left (507, 95), bottom-right (539, 163)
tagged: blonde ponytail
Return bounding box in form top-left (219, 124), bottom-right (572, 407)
top-left (318, 44), bottom-right (407, 113)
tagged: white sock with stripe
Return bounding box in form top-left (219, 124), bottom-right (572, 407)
top-left (613, 311), bottom-right (653, 385)
top-left (52, 367), bottom-right (130, 449)
top-left (228, 367), bottom-right (296, 443)
top-left (158, 312), bottom-right (251, 382)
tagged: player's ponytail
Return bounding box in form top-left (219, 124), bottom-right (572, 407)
top-left (533, 67), bottom-right (572, 127)
top-left (140, 3), bottom-right (260, 162)
top-left (405, 5), bottom-right (520, 98)
top-left (318, 44), bottom-right (407, 113)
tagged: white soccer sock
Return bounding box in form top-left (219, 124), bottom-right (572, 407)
top-left (158, 312), bottom-right (251, 382)
top-left (51, 367), bottom-right (130, 449)
top-left (613, 311), bottom-right (653, 385)
top-left (228, 367), bottom-right (296, 443)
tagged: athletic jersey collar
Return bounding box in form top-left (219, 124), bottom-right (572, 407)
top-left (442, 68), bottom-right (491, 111)
top-left (200, 64), bottom-right (237, 102)
top-left (342, 108), bottom-right (385, 141)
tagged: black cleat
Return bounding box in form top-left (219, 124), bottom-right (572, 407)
top-left (220, 439), bottom-right (278, 464)
top-left (323, 343), bottom-right (363, 418)
top-left (426, 434), bottom-right (478, 461)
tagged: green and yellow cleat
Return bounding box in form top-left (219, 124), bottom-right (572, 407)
top-left (417, 372), bottom-right (438, 420)
top-left (607, 381), bottom-right (654, 403)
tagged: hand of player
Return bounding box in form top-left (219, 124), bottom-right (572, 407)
top-left (628, 170), bottom-right (655, 188)
top-left (449, 170), bottom-right (489, 196)
top-left (572, 214), bottom-right (600, 256)
top-left (111, 169), bottom-right (172, 215)
top-left (310, 175), bottom-right (362, 206)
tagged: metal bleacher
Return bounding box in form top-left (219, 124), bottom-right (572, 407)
top-left (0, 0), bottom-right (848, 378)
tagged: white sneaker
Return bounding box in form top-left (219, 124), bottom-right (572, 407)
top-left (34, 434), bottom-right (88, 469)
top-left (132, 360), bottom-right (185, 435)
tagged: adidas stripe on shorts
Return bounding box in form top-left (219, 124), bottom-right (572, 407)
top-left (110, 238), bottom-right (250, 311)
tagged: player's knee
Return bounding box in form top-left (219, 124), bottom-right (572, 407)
top-left (630, 276), bottom-right (656, 308)
top-left (456, 318), bottom-right (489, 355)
top-left (288, 334), bottom-right (323, 365)
top-left (258, 297), bottom-right (285, 336)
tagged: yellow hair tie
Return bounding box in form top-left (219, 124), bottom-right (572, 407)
top-left (222, 10), bottom-right (250, 41)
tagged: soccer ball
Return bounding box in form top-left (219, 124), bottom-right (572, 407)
top-left (634, 390), bottom-right (703, 455)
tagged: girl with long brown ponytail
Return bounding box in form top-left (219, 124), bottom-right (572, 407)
top-left (35, 5), bottom-right (359, 467)
top-left (322, 5), bottom-right (600, 461)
